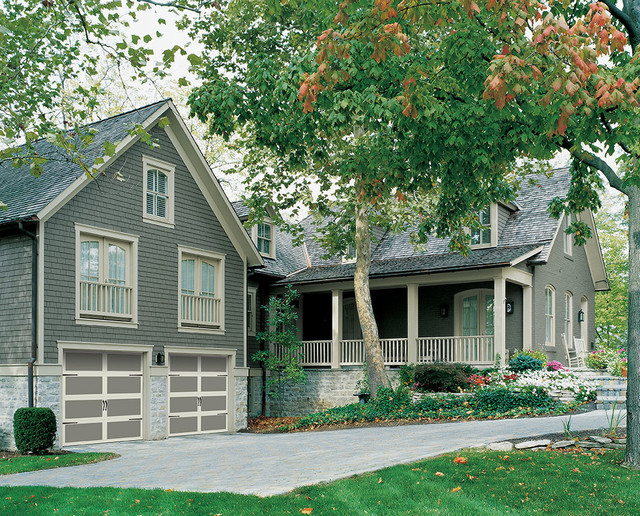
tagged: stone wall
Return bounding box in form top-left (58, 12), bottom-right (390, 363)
top-left (150, 375), bottom-right (168, 440)
top-left (234, 375), bottom-right (248, 431)
top-left (0, 375), bottom-right (61, 450)
top-left (249, 369), bottom-right (401, 417)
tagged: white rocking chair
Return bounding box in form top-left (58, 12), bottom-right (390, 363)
top-left (573, 337), bottom-right (588, 368)
top-left (562, 333), bottom-right (585, 368)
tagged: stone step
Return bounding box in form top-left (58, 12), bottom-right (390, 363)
top-left (596, 401), bottom-right (627, 410)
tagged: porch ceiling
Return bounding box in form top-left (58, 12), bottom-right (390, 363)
top-left (275, 243), bottom-right (544, 285)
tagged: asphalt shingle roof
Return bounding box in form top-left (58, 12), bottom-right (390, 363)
top-left (240, 167), bottom-right (570, 284)
top-left (0, 100), bottom-right (167, 225)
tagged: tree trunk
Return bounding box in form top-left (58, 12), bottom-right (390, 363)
top-left (353, 185), bottom-right (391, 396)
top-left (624, 186), bottom-right (640, 467)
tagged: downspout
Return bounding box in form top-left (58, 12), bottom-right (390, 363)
top-left (18, 222), bottom-right (37, 408)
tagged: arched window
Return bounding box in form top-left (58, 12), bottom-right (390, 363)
top-left (564, 291), bottom-right (573, 344)
top-left (545, 286), bottom-right (555, 346)
top-left (454, 289), bottom-right (495, 336)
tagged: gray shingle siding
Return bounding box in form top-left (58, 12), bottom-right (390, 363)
top-left (43, 125), bottom-right (246, 366)
top-left (0, 234), bottom-right (32, 364)
top-left (531, 232), bottom-right (595, 362)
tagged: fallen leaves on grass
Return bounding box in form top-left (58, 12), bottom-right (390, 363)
top-left (452, 487), bottom-right (462, 492)
top-left (453, 456), bottom-right (468, 464)
top-left (435, 472), bottom-right (445, 477)
top-left (301, 508), bottom-right (313, 514)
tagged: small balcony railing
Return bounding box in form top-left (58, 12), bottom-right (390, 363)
top-left (79, 281), bottom-right (133, 319)
top-left (181, 294), bottom-right (222, 327)
top-left (417, 335), bottom-right (495, 365)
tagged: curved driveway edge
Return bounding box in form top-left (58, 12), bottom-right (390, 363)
top-left (0, 410), bottom-right (625, 496)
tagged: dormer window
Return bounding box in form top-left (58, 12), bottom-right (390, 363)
top-left (342, 243), bottom-right (356, 264)
top-left (469, 204), bottom-right (497, 248)
top-left (252, 220), bottom-right (275, 258)
top-left (143, 156), bottom-right (175, 228)
top-left (563, 213), bottom-right (576, 256)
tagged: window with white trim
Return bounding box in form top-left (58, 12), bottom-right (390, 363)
top-left (247, 287), bottom-right (257, 336)
top-left (75, 224), bottom-right (138, 326)
top-left (564, 291), bottom-right (573, 344)
top-left (143, 156), bottom-right (175, 227)
top-left (178, 246), bottom-right (225, 331)
top-left (469, 204), bottom-right (497, 248)
top-left (545, 285), bottom-right (555, 346)
top-left (251, 219), bottom-right (275, 258)
top-left (563, 213), bottom-right (576, 256)
top-left (342, 243), bottom-right (357, 264)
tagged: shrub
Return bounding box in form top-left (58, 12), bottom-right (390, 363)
top-left (547, 360), bottom-right (566, 371)
top-left (511, 350), bottom-right (548, 367)
top-left (414, 363), bottom-right (476, 392)
top-left (472, 387), bottom-right (557, 412)
top-left (508, 354), bottom-right (544, 373)
top-left (398, 364), bottom-right (416, 388)
top-left (13, 407), bottom-right (57, 454)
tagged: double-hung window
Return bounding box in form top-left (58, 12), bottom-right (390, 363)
top-left (247, 287), bottom-right (257, 336)
top-left (564, 213), bottom-right (576, 256)
top-left (75, 224), bottom-right (138, 326)
top-left (143, 156), bottom-right (175, 228)
top-left (252, 220), bottom-right (275, 258)
top-left (545, 285), bottom-right (555, 346)
top-left (469, 205), bottom-right (497, 248)
top-left (564, 291), bottom-right (573, 344)
top-left (179, 246), bottom-right (225, 332)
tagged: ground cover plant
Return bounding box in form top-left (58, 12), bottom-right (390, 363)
top-left (0, 452), bottom-right (117, 475)
top-left (1, 449), bottom-right (638, 515)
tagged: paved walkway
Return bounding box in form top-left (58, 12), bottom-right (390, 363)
top-left (0, 410), bottom-right (625, 496)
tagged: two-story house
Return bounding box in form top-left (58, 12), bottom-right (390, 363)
top-left (235, 168), bottom-right (610, 416)
top-left (0, 100), bottom-right (262, 447)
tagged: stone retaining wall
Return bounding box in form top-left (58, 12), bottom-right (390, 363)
top-left (249, 369), bottom-right (402, 417)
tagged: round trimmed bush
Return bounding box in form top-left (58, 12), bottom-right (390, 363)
top-left (508, 354), bottom-right (544, 373)
top-left (13, 407), bottom-right (57, 454)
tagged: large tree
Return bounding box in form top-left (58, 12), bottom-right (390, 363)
top-left (301, 0), bottom-right (640, 466)
top-left (187, 0), bottom-right (531, 394)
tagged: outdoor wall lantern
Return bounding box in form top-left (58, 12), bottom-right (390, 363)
top-left (506, 300), bottom-right (514, 315)
top-left (440, 304), bottom-right (449, 318)
top-left (156, 352), bottom-right (165, 366)
top-left (578, 309), bottom-right (585, 323)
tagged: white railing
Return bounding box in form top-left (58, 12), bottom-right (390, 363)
top-left (417, 335), bottom-right (495, 365)
top-left (181, 294), bottom-right (222, 327)
top-left (340, 338), bottom-right (409, 366)
top-left (79, 281), bottom-right (133, 318)
top-left (274, 340), bottom-right (332, 366)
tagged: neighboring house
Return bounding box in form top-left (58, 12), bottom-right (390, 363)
top-left (235, 168), bottom-right (609, 415)
top-left (0, 100), bottom-right (262, 448)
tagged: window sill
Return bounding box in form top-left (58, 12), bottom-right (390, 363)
top-left (143, 215), bottom-right (175, 229)
top-left (178, 326), bottom-right (225, 335)
top-left (75, 317), bottom-right (138, 329)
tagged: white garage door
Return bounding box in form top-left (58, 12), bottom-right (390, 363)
top-left (62, 350), bottom-right (144, 445)
top-left (168, 353), bottom-right (228, 436)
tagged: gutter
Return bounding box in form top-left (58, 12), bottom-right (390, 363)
top-left (17, 222), bottom-right (38, 408)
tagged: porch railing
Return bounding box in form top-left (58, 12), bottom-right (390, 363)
top-left (79, 281), bottom-right (133, 319)
top-left (417, 335), bottom-right (495, 365)
top-left (273, 340), bottom-right (333, 367)
top-left (180, 294), bottom-right (222, 327)
top-left (341, 338), bottom-right (408, 366)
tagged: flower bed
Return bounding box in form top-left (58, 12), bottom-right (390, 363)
top-left (587, 347), bottom-right (627, 376)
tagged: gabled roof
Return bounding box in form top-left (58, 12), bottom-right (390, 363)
top-left (235, 167), bottom-right (608, 289)
top-left (0, 100), bottom-right (263, 266)
top-left (0, 101), bottom-right (166, 225)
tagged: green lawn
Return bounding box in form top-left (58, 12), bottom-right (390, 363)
top-left (0, 453), bottom-right (117, 476)
top-left (0, 449), bottom-right (637, 515)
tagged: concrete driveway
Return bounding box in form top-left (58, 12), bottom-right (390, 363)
top-left (0, 410), bottom-right (624, 496)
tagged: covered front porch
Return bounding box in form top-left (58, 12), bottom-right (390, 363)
top-left (278, 267), bottom-right (533, 368)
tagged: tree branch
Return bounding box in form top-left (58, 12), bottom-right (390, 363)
top-left (561, 138), bottom-right (628, 194)
top-left (138, 0), bottom-right (201, 13)
top-left (601, 0), bottom-right (640, 50)
top-left (600, 113), bottom-right (633, 155)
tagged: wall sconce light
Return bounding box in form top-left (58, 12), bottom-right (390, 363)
top-left (156, 352), bottom-right (165, 366)
top-left (578, 309), bottom-right (584, 323)
top-left (440, 304), bottom-right (449, 318)
top-left (506, 300), bottom-right (514, 315)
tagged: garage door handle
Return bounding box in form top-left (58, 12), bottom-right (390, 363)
top-left (62, 421), bottom-right (78, 425)
top-left (129, 418), bottom-right (142, 421)
top-left (62, 373), bottom-right (78, 377)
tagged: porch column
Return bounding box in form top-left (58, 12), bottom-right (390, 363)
top-left (493, 273), bottom-right (507, 366)
top-left (331, 290), bottom-right (343, 369)
top-left (522, 285), bottom-right (533, 350)
top-left (407, 284), bottom-right (419, 364)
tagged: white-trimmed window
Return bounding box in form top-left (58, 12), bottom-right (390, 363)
top-left (563, 213), bottom-right (576, 256)
top-left (470, 204), bottom-right (498, 248)
top-left (454, 288), bottom-right (495, 336)
top-left (247, 287), bottom-right (257, 336)
top-left (178, 246), bottom-right (225, 332)
top-left (564, 291), bottom-right (573, 344)
top-left (252, 220), bottom-right (275, 258)
top-left (143, 156), bottom-right (175, 228)
top-left (75, 224), bottom-right (138, 326)
top-left (342, 243), bottom-right (357, 264)
top-left (545, 285), bottom-right (555, 346)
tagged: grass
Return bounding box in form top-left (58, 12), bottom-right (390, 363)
top-left (1, 449), bottom-right (638, 515)
top-left (0, 453), bottom-right (117, 475)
